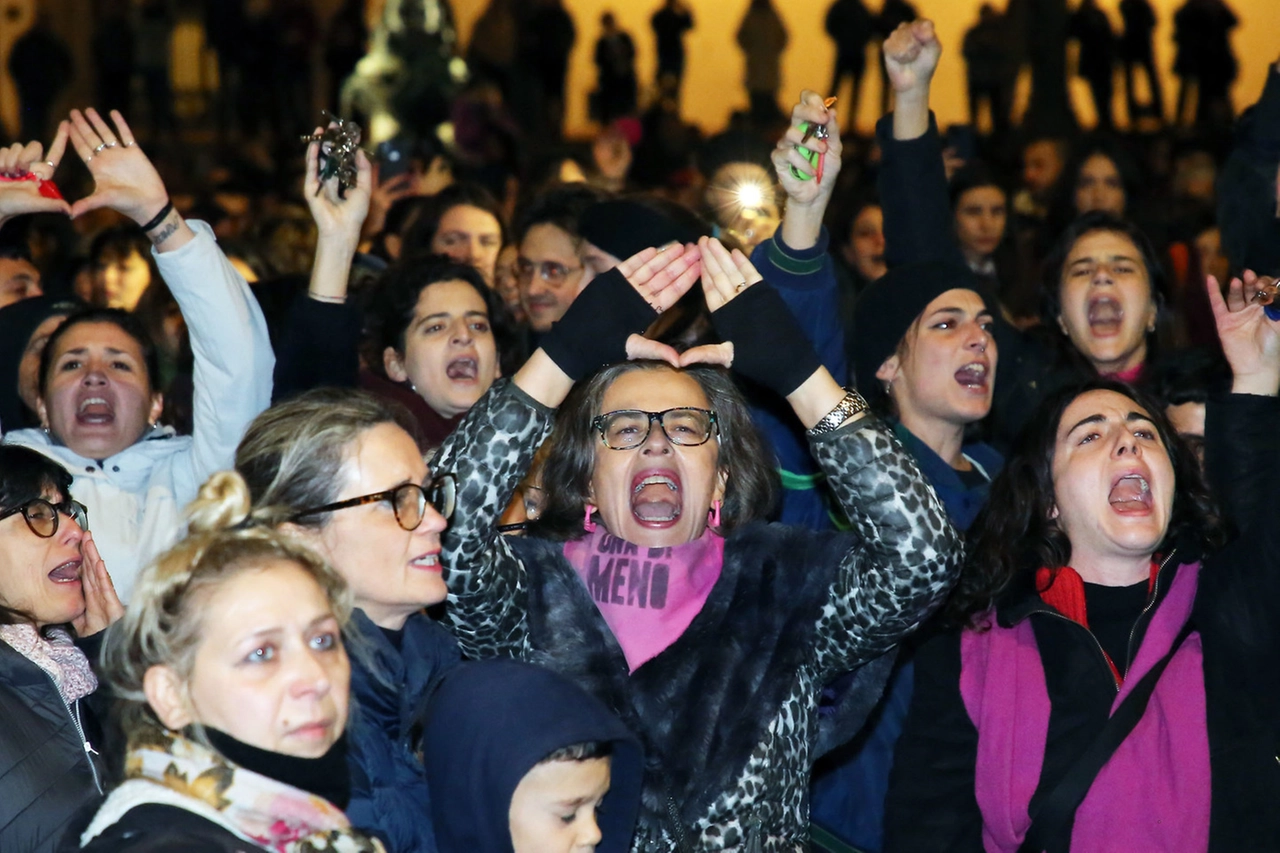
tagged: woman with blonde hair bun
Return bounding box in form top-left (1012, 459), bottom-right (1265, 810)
top-left (65, 471), bottom-right (385, 852)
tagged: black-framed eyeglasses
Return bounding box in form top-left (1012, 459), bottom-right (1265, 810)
top-left (591, 407), bottom-right (719, 451)
top-left (293, 475), bottom-right (456, 530)
top-left (516, 257), bottom-right (583, 285)
top-left (0, 498), bottom-right (89, 538)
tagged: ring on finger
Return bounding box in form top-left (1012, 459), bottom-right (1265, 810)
top-left (104, 141), bottom-right (118, 149)
top-left (92, 142), bottom-right (109, 154)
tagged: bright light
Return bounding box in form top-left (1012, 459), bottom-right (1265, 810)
top-left (735, 182), bottom-right (765, 210)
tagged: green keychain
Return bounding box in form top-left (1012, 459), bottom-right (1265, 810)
top-left (788, 96), bottom-right (837, 182)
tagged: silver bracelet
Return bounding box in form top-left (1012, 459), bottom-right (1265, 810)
top-left (806, 388), bottom-right (869, 437)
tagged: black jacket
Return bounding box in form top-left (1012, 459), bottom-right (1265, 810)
top-left (66, 803), bottom-right (262, 853)
top-left (0, 638), bottom-right (104, 853)
top-left (884, 393), bottom-right (1280, 852)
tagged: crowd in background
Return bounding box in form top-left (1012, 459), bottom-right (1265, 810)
top-left (0, 1), bottom-right (1279, 852)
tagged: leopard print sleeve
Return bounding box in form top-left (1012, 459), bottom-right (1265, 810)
top-left (808, 416), bottom-right (962, 677)
top-left (431, 379), bottom-right (555, 658)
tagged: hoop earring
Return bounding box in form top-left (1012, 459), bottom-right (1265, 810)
top-left (709, 499), bottom-right (721, 529)
top-left (583, 504), bottom-right (597, 533)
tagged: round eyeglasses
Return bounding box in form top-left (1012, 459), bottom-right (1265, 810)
top-left (0, 498), bottom-right (90, 538)
top-left (591, 407), bottom-right (719, 451)
top-left (293, 475), bottom-right (456, 531)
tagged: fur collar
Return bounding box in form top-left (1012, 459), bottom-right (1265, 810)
top-left (512, 520), bottom-right (876, 835)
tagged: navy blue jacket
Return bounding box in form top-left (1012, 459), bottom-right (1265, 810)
top-left (345, 609), bottom-right (461, 853)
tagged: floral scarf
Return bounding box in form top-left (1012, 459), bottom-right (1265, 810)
top-left (0, 623), bottom-right (97, 704)
top-left (80, 729), bottom-right (384, 853)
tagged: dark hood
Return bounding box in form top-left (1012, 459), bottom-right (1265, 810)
top-left (422, 658), bottom-right (643, 853)
top-left (0, 295), bottom-right (80, 432)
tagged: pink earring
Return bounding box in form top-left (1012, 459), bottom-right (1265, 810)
top-left (583, 504), bottom-right (597, 533)
top-left (709, 499), bottom-right (722, 528)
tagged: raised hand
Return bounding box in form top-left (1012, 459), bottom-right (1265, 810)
top-left (305, 125), bottom-right (373, 242)
top-left (1207, 272), bottom-right (1280, 396)
top-left (772, 91), bottom-right (842, 208)
top-left (615, 241), bottom-right (703, 314)
top-left (0, 126), bottom-right (73, 226)
top-left (72, 532), bottom-right (125, 638)
top-left (883, 20), bottom-right (942, 95)
top-left (697, 236), bottom-right (763, 313)
top-left (66, 109), bottom-right (169, 226)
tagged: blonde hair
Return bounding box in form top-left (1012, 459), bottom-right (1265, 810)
top-left (100, 471), bottom-right (353, 741)
top-left (234, 387), bottom-right (420, 528)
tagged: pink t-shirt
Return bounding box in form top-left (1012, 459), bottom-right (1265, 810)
top-left (564, 527), bottom-right (725, 672)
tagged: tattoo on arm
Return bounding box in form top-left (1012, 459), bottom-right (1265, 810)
top-left (147, 214), bottom-right (180, 246)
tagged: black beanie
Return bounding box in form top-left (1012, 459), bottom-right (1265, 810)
top-left (851, 260), bottom-right (985, 409)
top-left (577, 198), bottom-right (706, 261)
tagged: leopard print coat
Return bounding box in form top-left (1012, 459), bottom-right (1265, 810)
top-left (433, 380), bottom-right (961, 852)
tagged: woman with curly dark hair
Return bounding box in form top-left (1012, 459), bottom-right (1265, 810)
top-left (883, 271), bottom-right (1280, 852)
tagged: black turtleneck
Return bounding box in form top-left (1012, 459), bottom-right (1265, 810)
top-left (205, 727), bottom-right (351, 810)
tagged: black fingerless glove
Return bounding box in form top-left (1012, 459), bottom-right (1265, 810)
top-left (710, 280), bottom-right (823, 397)
top-left (538, 268), bottom-right (658, 381)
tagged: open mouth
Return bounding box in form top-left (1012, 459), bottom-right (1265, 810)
top-left (445, 357), bottom-right (478, 382)
top-left (76, 396), bottom-right (115, 426)
top-left (48, 559), bottom-right (82, 584)
top-left (1108, 473), bottom-right (1152, 513)
top-left (954, 361), bottom-right (989, 390)
top-left (410, 552), bottom-right (441, 572)
top-left (631, 470), bottom-right (682, 525)
top-left (1087, 296), bottom-right (1124, 337)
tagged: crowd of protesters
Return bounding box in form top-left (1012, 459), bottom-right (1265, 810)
top-left (0, 3), bottom-right (1278, 852)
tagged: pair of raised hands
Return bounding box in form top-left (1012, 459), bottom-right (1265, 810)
top-left (0, 109), bottom-right (172, 230)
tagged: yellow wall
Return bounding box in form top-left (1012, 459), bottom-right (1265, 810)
top-left (452, 0), bottom-right (1279, 138)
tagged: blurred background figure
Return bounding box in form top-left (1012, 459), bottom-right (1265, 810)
top-left (468, 0), bottom-right (518, 102)
top-left (1068, 0), bottom-right (1117, 130)
top-left (517, 0), bottom-right (577, 140)
top-left (1173, 0), bottom-right (1239, 131)
top-left (962, 4), bottom-right (1014, 136)
top-left (825, 0), bottom-right (876, 134)
top-left (1119, 0), bottom-right (1164, 126)
top-left (737, 0), bottom-right (789, 128)
top-left (651, 0), bottom-right (694, 107)
top-left (593, 12), bottom-right (638, 124)
top-left (7, 12), bottom-right (73, 142)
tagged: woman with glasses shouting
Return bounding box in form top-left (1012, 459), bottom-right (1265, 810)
top-left (0, 445), bottom-right (123, 852)
top-left (431, 235), bottom-right (962, 851)
top-left (220, 388), bottom-right (461, 853)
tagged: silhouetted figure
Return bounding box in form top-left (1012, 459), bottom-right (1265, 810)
top-left (825, 0), bottom-right (875, 132)
top-left (237, 0), bottom-right (277, 139)
top-left (93, 0), bottom-right (136, 118)
top-left (517, 0), bottom-right (576, 139)
top-left (875, 0), bottom-right (917, 113)
top-left (594, 12), bottom-right (637, 123)
top-left (468, 0), bottom-right (518, 100)
top-left (1173, 0), bottom-right (1238, 130)
top-left (273, 0), bottom-right (319, 137)
top-left (324, 0), bottom-right (368, 110)
top-left (387, 0), bottom-right (462, 140)
top-left (651, 0), bottom-right (693, 95)
top-left (1068, 0), bottom-right (1116, 130)
top-left (962, 4), bottom-right (1014, 136)
top-left (204, 0), bottom-right (249, 137)
top-left (9, 14), bottom-right (73, 141)
top-left (1119, 0), bottom-right (1163, 124)
top-left (135, 0), bottom-right (176, 134)
top-left (736, 0), bottom-right (789, 127)
top-left (1021, 0), bottom-right (1077, 135)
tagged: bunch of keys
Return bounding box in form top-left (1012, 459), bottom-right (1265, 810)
top-left (789, 96), bottom-right (838, 183)
top-left (301, 111), bottom-right (363, 199)
top-left (1249, 276), bottom-right (1280, 320)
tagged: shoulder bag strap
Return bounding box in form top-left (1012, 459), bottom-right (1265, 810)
top-left (1017, 621), bottom-right (1196, 853)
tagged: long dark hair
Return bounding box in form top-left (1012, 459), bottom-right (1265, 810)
top-left (947, 378), bottom-right (1226, 628)
top-left (1039, 211), bottom-right (1173, 372)
top-left (530, 361), bottom-right (779, 541)
top-left (0, 446), bottom-right (75, 626)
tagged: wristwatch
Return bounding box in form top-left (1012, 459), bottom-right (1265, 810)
top-left (805, 388), bottom-right (869, 437)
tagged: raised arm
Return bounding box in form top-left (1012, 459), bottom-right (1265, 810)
top-left (435, 245), bottom-right (703, 656)
top-left (877, 21), bottom-right (967, 270)
top-left (0, 126), bottom-right (73, 230)
top-left (274, 131), bottom-right (373, 400)
top-left (67, 108), bottom-right (274, 495)
top-left (698, 236), bottom-right (961, 668)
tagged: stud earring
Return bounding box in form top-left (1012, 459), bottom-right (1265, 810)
top-left (583, 504), bottom-right (597, 533)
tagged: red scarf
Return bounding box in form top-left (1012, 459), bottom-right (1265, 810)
top-left (1035, 561), bottom-right (1158, 686)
